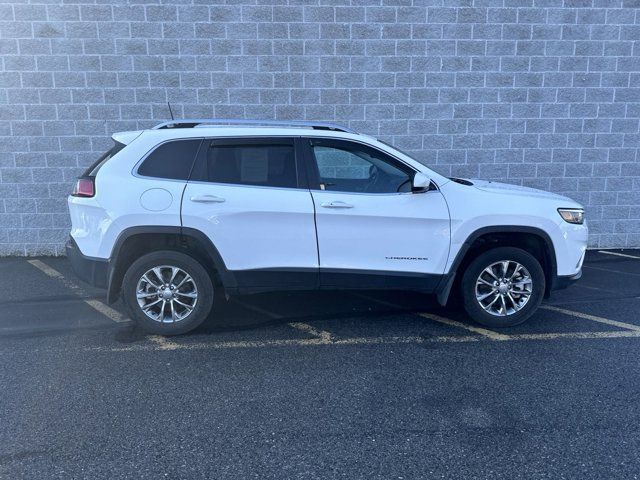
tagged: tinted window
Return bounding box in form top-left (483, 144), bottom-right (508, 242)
top-left (311, 141), bottom-right (413, 193)
top-left (138, 139), bottom-right (201, 180)
top-left (206, 142), bottom-right (297, 188)
top-left (84, 141), bottom-right (125, 176)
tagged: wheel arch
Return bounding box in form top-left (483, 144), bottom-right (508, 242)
top-left (106, 226), bottom-right (236, 303)
top-left (437, 225), bottom-right (557, 306)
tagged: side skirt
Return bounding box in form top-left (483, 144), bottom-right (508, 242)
top-left (228, 267), bottom-right (443, 295)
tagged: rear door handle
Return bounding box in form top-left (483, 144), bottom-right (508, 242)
top-left (320, 201), bottom-right (353, 209)
top-left (190, 194), bottom-right (226, 203)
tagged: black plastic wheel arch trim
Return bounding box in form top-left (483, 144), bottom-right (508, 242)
top-left (434, 225), bottom-right (559, 306)
top-left (106, 226), bottom-right (236, 304)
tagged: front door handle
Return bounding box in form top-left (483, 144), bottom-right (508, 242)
top-left (190, 194), bottom-right (226, 203)
top-left (320, 201), bottom-right (353, 209)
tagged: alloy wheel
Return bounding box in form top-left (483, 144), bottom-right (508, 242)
top-left (475, 260), bottom-right (533, 317)
top-left (135, 265), bottom-right (198, 323)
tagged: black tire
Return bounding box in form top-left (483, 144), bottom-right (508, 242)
top-left (122, 250), bottom-right (214, 335)
top-left (461, 247), bottom-right (545, 328)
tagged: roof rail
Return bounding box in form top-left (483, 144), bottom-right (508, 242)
top-left (151, 119), bottom-right (357, 134)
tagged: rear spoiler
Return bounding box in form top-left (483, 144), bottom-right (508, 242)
top-left (112, 130), bottom-right (143, 146)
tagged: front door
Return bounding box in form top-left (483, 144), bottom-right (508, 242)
top-left (304, 138), bottom-right (450, 290)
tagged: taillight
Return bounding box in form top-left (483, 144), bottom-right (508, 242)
top-left (72, 177), bottom-right (95, 198)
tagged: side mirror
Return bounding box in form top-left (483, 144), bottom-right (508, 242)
top-left (412, 172), bottom-right (431, 192)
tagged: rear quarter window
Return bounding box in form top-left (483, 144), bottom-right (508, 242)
top-left (137, 139), bottom-right (202, 181)
top-left (84, 141), bottom-right (126, 177)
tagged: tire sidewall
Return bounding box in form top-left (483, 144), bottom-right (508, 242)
top-left (122, 250), bottom-right (214, 335)
top-left (461, 247), bottom-right (545, 328)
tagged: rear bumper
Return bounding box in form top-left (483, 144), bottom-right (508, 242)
top-left (65, 236), bottom-right (109, 289)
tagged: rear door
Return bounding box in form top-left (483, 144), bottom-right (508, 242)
top-left (181, 137), bottom-right (318, 290)
top-left (303, 137), bottom-right (450, 290)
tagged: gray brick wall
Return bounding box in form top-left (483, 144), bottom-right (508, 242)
top-left (1, 0), bottom-right (639, 255)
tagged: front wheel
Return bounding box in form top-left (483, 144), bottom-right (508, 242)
top-left (461, 247), bottom-right (545, 328)
top-left (122, 250), bottom-right (214, 335)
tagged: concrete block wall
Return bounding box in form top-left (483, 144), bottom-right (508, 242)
top-left (1, 0), bottom-right (639, 255)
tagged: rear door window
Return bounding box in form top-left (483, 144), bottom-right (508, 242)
top-left (195, 139), bottom-right (298, 189)
top-left (137, 139), bottom-right (202, 180)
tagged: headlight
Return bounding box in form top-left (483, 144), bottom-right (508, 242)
top-left (558, 208), bottom-right (584, 224)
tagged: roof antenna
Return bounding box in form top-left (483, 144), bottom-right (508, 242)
top-left (167, 102), bottom-right (175, 121)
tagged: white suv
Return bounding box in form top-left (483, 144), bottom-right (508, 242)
top-left (67, 119), bottom-right (587, 335)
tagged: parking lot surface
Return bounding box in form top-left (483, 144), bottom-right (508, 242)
top-left (1, 250), bottom-right (640, 479)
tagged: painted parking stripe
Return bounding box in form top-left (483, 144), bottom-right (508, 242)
top-left (541, 305), bottom-right (640, 332)
top-left (583, 265), bottom-right (640, 277)
top-left (418, 313), bottom-right (511, 341)
top-left (288, 322), bottom-right (333, 342)
top-left (231, 298), bottom-right (334, 341)
top-left (90, 334), bottom-right (482, 352)
top-left (354, 293), bottom-right (510, 341)
top-left (89, 329), bottom-right (640, 353)
top-left (83, 299), bottom-right (127, 324)
top-left (597, 250), bottom-right (640, 260)
top-left (27, 259), bottom-right (128, 323)
top-left (573, 283), bottom-right (618, 294)
top-left (148, 335), bottom-right (181, 351)
top-left (508, 331), bottom-right (640, 341)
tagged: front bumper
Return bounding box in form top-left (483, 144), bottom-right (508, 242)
top-left (552, 270), bottom-right (582, 291)
top-left (65, 236), bottom-right (109, 289)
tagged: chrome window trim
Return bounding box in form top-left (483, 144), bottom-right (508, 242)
top-left (185, 179), bottom-right (311, 193)
top-left (132, 134), bottom-right (440, 192)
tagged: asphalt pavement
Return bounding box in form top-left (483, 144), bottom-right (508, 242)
top-left (1, 250), bottom-right (640, 479)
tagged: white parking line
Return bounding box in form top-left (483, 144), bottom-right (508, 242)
top-left (354, 293), bottom-right (511, 341)
top-left (28, 259), bottom-right (127, 323)
top-left (574, 283), bottom-right (618, 294)
top-left (88, 329), bottom-right (640, 353)
top-left (508, 331), bottom-right (640, 341)
top-left (89, 334), bottom-right (482, 352)
top-left (288, 322), bottom-right (333, 343)
top-left (148, 335), bottom-right (181, 351)
top-left (418, 313), bottom-right (511, 341)
top-left (231, 298), bottom-right (334, 341)
top-left (597, 250), bottom-right (640, 260)
top-left (541, 305), bottom-right (640, 332)
top-left (583, 265), bottom-right (640, 277)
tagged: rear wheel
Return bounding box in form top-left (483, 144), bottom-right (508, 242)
top-left (122, 250), bottom-right (214, 335)
top-left (461, 247), bottom-right (545, 328)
